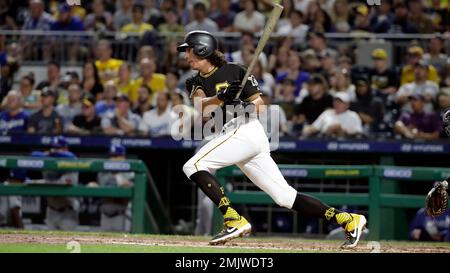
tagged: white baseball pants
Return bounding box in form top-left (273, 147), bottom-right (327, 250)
top-left (183, 117), bottom-right (297, 209)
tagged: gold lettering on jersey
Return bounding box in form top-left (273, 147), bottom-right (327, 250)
top-left (215, 82), bottom-right (229, 94)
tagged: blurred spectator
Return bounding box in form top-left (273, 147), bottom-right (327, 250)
top-left (274, 78), bottom-right (298, 121)
top-left (101, 94), bottom-right (143, 136)
top-left (22, 0), bottom-right (54, 31)
top-left (394, 94), bottom-right (441, 140)
top-left (267, 39), bottom-right (290, 76)
top-left (275, 50), bottom-right (309, 98)
top-left (142, 0), bottom-right (159, 23)
top-left (397, 60), bottom-right (439, 113)
top-left (369, 0), bottom-right (394, 33)
top-left (84, 0), bottom-right (113, 31)
top-left (369, 48), bottom-right (398, 98)
top-left (141, 92), bottom-right (171, 137)
top-left (50, 4), bottom-right (84, 31)
top-left (113, 0), bottom-right (134, 31)
top-left (132, 85), bottom-right (153, 117)
top-left (165, 69), bottom-right (189, 105)
top-left (305, 1), bottom-right (333, 32)
top-left (441, 58), bottom-right (450, 89)
top-left (410, 207), bottom-right (450, 241)
top-left (114, 62), bottom-right (134, 98)
top-left (157, 8), bottom-right (183, 33)
top-left (169, 91), bottom-right (198, 139)
top-left (350, 78), bottom-right (385, 134)
top-left (301, 49), bottom-right (322, 73)
top-left (95, 39), bottom-right (124, 82)
top-left (0, 169), bottom-right (26, 229)
top-left (31, 136), bottom-right (79, 231)
top-left (330, 0), bottom-right (350, 33)
top-left (437, 90), bottom-right (450, 118)
top-left (19, 75), bottom-right (41, 114)
top-left (423, 36), bottom-right (448, 72)
top-left (293, 74), bottom-right (333, 132)
top-left (277, 10), bottom-right (309, 43)
top-left (130, 57), bottom-right (166, 103)
top-left (162, 39), bottom-right (181, 74)
top-left (303, 92), bottom-right (363, 138)
top-left (27, 89), bottom-right (62, 134)
top-left (148, 0), bottom-right (174, 28)
top-left (96, 143), bottom-right (133, 232)
top-left (227, 32), bottom-right (268, 68)
top-left (350, 5), bottom-right (370, 33)
top-left (0, 90), bottom-right (28, 135)
top-left (233, 0), bottom-right (265, 33)
top-left (387, 2), bottom-right (418, 33)
top-left (0, 0), bottom-right (18, 30)
top-left (277, 0), bottom-right (295, 30)
top-left (329, 68), bottom-right (356, 102)
top-left (401, 45), bottom-right (439, 85)
top-left (408, 0), bottom-right (435, 33)
top-left (67, 97), bottom-right (102, 135)
top-left (307, 32), bottom-right (337, 59)
top-left (83, 61), bottom-right (104, 101)
top-left (258, 91), bottom-right (288, 139)
top-left (318, 51), bottom-right (337, 78)
top-left (36, 61), bottom-right (62, 92)
top-left (120, 3), bottom-right (153, 36)
top-left (253, 60), bottom-right (275, 98)
top-left (56, 83), bottom-right (83, 131)
top-left (210, 0), bottom-right (235, 31)
top-left (185, 2), bottom-right (218, 33)
top-left (425, 0), bottom-right (449, 32)
top-left (136, 45), bottom-right (156, 63)
top-left (294, 0), bottom-right (312, 14)
top-left (95, 80), bottom-right (117, 118)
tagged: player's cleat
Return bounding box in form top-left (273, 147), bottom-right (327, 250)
top-left (209, 216), bottom-right (252, 245)
top-left (341, 213), bottom-right (367, 249)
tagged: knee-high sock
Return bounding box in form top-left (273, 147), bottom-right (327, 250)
top-left (189, 171), bottom-right (238, 218)
top-left (291, 193), bottom-right (352, 226)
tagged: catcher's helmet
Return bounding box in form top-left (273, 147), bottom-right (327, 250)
top-left (177, 31), bottom-right (218, 58)
top-left (443, 109), bottom-right (450, 136)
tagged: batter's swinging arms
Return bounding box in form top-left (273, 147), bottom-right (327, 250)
top-left (178, 31), bottom-right (366, 248)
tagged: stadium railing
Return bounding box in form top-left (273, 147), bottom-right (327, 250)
top-left (0, 155), bottom-right (150, 233)
top-left (214, 164), bottom-right (450, 240)
top-left (1, 30), bottom-right (448, 65)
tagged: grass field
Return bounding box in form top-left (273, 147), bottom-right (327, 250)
top-left (0, 230), bottom-right (449, 253)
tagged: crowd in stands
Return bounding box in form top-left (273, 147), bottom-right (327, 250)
top-left (0, 0), bottom-right (449, 140)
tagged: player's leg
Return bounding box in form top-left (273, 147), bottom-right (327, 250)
top-left (237, 151), bottom-right (366, 248)
top-left (183, 126), bottom-right (257, 244)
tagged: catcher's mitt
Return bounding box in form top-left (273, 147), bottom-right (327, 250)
top-left (426, 180), bottom-right (448, 216)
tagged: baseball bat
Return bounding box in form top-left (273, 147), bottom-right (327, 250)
top-left (235, 3), bottom-right (283, 99)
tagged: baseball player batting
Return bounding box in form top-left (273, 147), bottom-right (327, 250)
top-left (178, 30), bottom-right (366, 248)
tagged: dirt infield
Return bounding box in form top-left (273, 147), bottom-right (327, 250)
top-left (1, 232), bottom-right (450, 253)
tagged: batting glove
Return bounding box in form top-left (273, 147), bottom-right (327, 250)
top-left (218, 80), bottom-right (241, 102)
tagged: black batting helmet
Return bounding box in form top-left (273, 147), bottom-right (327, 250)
top-left (177, 31), bottom-right (218, 58)
top-left (443, 109), bottom-right (450, 136)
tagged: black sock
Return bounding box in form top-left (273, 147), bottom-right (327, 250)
top-left (291, 193), bottom-right (351, 226)
top-left (189, 171), bottom-right (231, 215)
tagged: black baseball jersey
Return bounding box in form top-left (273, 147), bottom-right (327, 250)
top-left (190, 62), bottom-right (261, 102)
